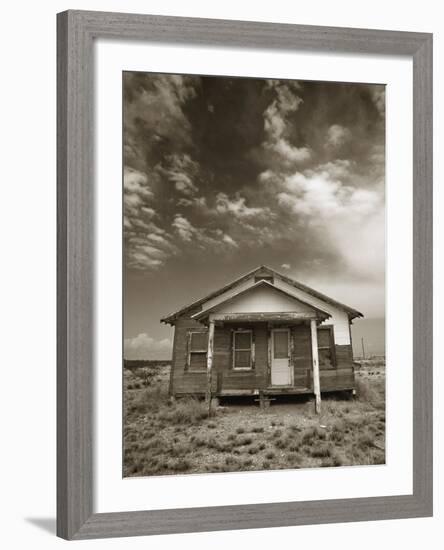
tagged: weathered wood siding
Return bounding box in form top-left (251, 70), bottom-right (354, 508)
top-left (319, 343), bottom-right (355, 391)
top-left (171, 318), bottom-right (269, 396)
top-left (289, 325), bottom-right (354, 391)
top-left (215, 285), bottom-right (315, 314)
top-left (170, 316), bottom-right (355, 396)
top-left (169, 313), bottom-right (207, 396)
top-left (213, 323), bottom-right (268, 395)
top-left (192, 275), bottom-right (353, 346)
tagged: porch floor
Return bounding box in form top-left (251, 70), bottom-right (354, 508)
top-left (217, 387), bottom-right (312, 397)
top-left (264, 386), bottom-right (311, 395)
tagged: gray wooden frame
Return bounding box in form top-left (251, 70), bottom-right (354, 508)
top-left (57, 9), bottom-right (433, 540)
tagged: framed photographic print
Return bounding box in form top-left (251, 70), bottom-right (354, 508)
top-left (57, 10), bottom-right (433, 540)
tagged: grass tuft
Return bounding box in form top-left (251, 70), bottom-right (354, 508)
top-left (124, 363), bottom-right (386, 477)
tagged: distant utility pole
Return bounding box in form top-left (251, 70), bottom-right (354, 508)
top-left (361, 337), bottom-right (366, 359)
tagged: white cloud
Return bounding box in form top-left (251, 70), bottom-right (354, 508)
top-left (265, 81), bottom-right (303, 113)
top-left (172, 214), bottom-right (240, 252)
top-left (141, 206), bottom-right (156, 217)
top-left (126, 220), bottom-right (177, 270)
top-left (275, 84), bottom-right (303, 112)
top-left (124, 333), bottom-right (172, 360)
top-left (264, 101), bottom-right (287, 140)
top-left (124, 167), bottom-right (153, 198)
top-left (177, 196), bottom-right (207, 208)
top-left (131, 218), bottom-right (151, 230)
top-left (167, 74), bottom-right (198, 103)
top-left (262, 83), bottom-right (311, 166)
top-left (272, 160), bottom-right (384, 282)
top-left (129, 253), bottom-right (163, 269)
top-left (332, 208), bottom-right (385, 281)
top-left (127, 242), bottom-right (168, 269)
top-left (124, 165), bottom-right (180, 270)
top-left (281, 263), bottom-right (291, 270)
top-left (316, 159), bottom-right (353, 180)
top-left (160, 153), bottom-right (200, 196)
top-left (124, 166), bottom-right (176, 270)
top-left (147, 233), bottom-right (172, 247)
top-left (171, 173), bottom-right (198, 195)
top-left (371, 87), bottom-right (386, 118)
top-left (369, 144), bottom-right (385, 169)
top-left (325, 124), bottom-right (351, 149)
top-left (124, 73), bottom-right (198, 169)
top-left (123, 167), bottom-right (154, 217)
top-left (138, 245), bottom-right (168, 259)
top-left (215, 193), bottom-right (270, 219)
top-left (150, 75), bottom-right (197, 117)
top-left (258, 169), bottom-right (277, 183)
top-left (172, 214), bottom-right (196, 242)
top-left (124, 192), bottom-right (142, 209)
top-left (222, 234), bottom-right (239, 248)
top-left (278, 169), bottom-right (381, 219)
top-left (266, 138), bottom-right (311, 164)
top-left (266, 79), bottom-right (302, 91)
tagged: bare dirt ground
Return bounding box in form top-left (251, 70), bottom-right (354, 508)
top-left (123, 360), bottom-right (385, 477)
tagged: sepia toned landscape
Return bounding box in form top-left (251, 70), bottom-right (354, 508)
top-left (123, 72), bottom-right (386, 477)
top-left (124, 358), bottom-right (385, 477)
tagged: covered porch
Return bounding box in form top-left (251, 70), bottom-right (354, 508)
top-left (196, 311), bottom-right (328, 414)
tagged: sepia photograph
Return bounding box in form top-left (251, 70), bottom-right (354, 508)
top-left (123, 72), bottom-right (386, 477)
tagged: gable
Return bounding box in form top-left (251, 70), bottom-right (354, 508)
top-left (213, 284), bottom-right (316, 315)
top-left (192, 280), bottom-right (331, 323)
top-left (161, 265), bottom-right (363, 325)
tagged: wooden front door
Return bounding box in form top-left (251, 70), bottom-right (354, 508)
top-left (271, 328), bottom-right (292, 386)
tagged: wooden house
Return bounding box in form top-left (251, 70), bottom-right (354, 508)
top-left (161, 266), bottom-right (363, 411)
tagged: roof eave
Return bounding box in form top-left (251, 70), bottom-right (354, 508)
top-left (159, 265), bottom-right (263, 325)
top-left (195, 311), bottom-right (331, 325)
top-left (349, 310), bottom-right (364, 321)
top-left (160, 265), bottom-right (364, 324)
top-left (191, 279), bottom-right (332, 322)
top-left (160, 315), bottom-right (177, 326)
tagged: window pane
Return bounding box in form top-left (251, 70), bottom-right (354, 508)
top-left (234, 350), bottom-right (251, 369)
top-left (234, 331), bottom-right (251, 350)
top-left (273, 331), bottom-right (288, 359)
top-left (190, 332), bottom-right (207, 351)
top-left (319, 348), bottom-right (333, 368)
top-left (317, 328), bottom-right (331, 348)
top-left (190, 352), bottom-right (207, 370)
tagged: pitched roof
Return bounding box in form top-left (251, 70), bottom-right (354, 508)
top-left (192, 279), bottom-right (332, 322)
top-left (161, 265), bottom-right (363, 324)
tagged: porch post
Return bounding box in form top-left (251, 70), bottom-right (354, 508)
top-left (205, 319), bottom-right (215, 410)
top-left (310, 318), bottom-right (321, 414)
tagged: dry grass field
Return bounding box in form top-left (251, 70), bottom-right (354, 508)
top-left (123, 359), bottom-right (385, 477)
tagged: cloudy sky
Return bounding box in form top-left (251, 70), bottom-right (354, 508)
top-left (123, 72), bottom-right (385, 359)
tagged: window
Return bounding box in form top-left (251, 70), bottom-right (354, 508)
top-left (317, 327), bottom-right (336, 368)
top-left (273, 330), bottom-right (289, 359)
top-left (187, 331), bottom-right (208, 371)
top-left (233, 330), bottom-right (253, 370)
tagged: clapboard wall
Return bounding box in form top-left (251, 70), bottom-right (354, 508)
top-left (169, 315), bottom-right (355, 397)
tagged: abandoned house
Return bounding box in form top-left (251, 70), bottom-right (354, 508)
top-left (161, 266), bottom-right (363, 411)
